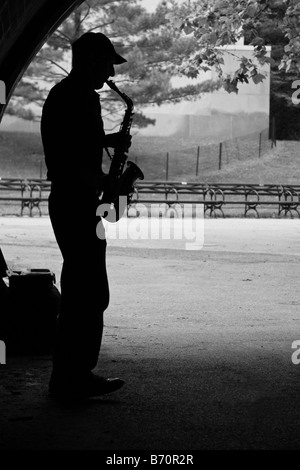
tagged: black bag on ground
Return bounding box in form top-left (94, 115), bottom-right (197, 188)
top-left (0, 249), bottom-right (60, 356)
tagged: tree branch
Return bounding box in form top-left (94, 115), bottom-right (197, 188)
top-left (84, 20), bottom-right (116, 33)
top-left (38, 57), bottom-right (69, 76)
top-left (54, 29), bottom-right (73, 44)
top-left (80, 2), bottom-right (91, 25)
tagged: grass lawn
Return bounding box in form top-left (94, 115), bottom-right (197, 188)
top-left (0, 130), bottom-right (299, 185)
top-left (0, 131), bottom-right (44, 179)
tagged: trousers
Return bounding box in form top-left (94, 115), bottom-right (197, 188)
top-left (48, 186), bottom-right (109, 374)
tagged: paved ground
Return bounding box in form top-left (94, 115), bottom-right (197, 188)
top-left (0, 217), bottom-right (300, 450)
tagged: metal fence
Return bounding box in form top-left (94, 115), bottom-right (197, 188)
top-left (128, 128), bottom-right (272, 180)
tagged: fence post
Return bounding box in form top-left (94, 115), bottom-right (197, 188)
top-left (271, 117), bottom-right (276, 148)
top-left (258, 131), bottom-right (262, 159)
top-left (196, 146), bottom-right (200, 176)
top-left (218, 143), bottom-right (222, 170)
top-left (166, 152), bottom-right (169, 181)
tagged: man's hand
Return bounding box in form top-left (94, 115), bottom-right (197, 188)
top-left (96, 172), bottom-right (109, 192)
top-left (96, 172), bottom-right (117, 194)
top-left (104, 132), bottom-right (132, 152)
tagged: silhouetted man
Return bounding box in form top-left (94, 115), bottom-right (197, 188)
top-left (41, 32), bottom-right (128, 399)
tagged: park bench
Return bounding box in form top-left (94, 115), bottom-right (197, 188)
top-left (130, 182), bottom-right (300, 218)
top-left (0, 178), bottom-right (50, 216)
top-left (0, 178), bottom-right (300, 218)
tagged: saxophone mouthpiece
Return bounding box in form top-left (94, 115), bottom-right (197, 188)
top-left (106, 79), bottom-right (116, 90)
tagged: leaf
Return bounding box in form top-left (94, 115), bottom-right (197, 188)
top-left (223, 78), bottom-right (239, 93)
top-left (210, 32), bottom-right (218, 44)
top-left (174, 19), bottom-right (183, 29)
top-left (237, 73), bottom-right (249, 84)
top-left (200, 65), bottom-right (211, 72)
top-left (286, 59), bottom-right (294, 73)
top-left (215, 0), bottom-right (229, 9)
top-left (193, 16), bottom-right (206, 28)
top-left (250, 37), bottom-right (265, 46)
top-left (186, 68), bottom-right (199, 79)
top-left (200, 33), bottom-right (210, 42)
top-left (263, 57), bottom-right (276, 67)
top-left (245, 4), bottom-right (257, 18)
top-left (278, 60), bottom-right (286, 70)
top-left (252, 73), bottom-right (265, 84)
top-left (183, 23), bottom-right (194, 35)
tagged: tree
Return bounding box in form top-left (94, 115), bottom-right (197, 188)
top-left (166, 0), bottom-right (299, 86)
top-left (165, 0), bottom-right (300, 138)
top-left (6, 0), bottom-right (221, 129)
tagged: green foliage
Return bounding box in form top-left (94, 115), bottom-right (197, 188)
top-left (9, 0), bottom-right (300, 137)
top-left (6, 0), bottom-right (219, 127)
top-left (166, 0), bottom-right (300, 91)
top-left (162, 0), bottom-right (300, 139)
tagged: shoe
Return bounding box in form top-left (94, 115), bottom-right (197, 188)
top-left (49, 371), bottom-right (124, 399)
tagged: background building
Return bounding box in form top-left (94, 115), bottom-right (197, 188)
top-left (138, 45), bottom-right (271, 143)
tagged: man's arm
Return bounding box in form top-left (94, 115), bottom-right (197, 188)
top-left (104, 132), bottom-right (132, 152)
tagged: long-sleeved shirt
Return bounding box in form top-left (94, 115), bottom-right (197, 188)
top-left (41, 70), bottom-right (105, 190)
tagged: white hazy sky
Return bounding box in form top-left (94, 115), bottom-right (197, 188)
top-left (142, 0), bottom-right (185, 12)
top-left (142, 0), bottom-right (162, 12)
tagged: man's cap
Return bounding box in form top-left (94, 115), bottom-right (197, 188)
top-left (72, 32), bottom-right (127, 64)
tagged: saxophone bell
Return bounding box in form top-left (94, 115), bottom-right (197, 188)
top-left (99, 80), bottom-right (144, 222)
top-left (98, 161), bottom-right (144, 223)
top-left (119, 160), bottom-right (144, 200)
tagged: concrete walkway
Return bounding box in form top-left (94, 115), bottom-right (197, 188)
top-left (0, 217), bottom-right (300, 450)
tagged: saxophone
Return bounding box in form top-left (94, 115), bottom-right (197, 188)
top-left (98, 79), bottom-right (144, 222)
